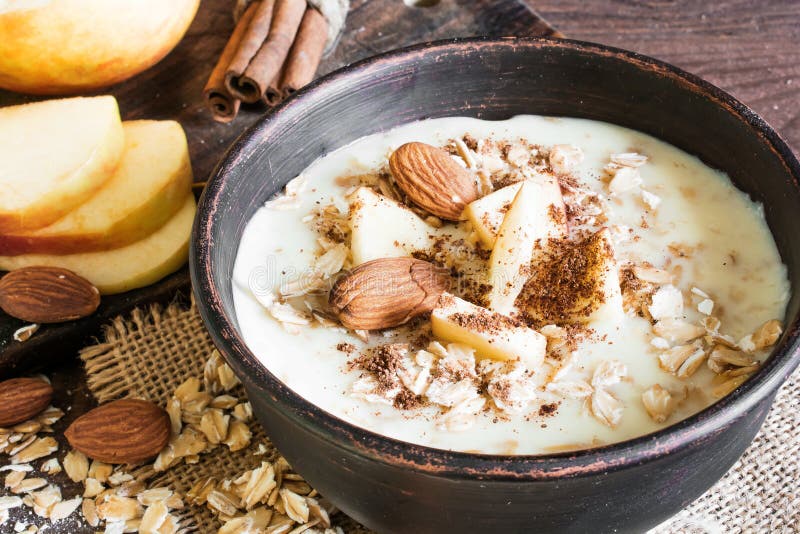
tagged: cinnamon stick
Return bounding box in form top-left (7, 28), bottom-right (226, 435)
top-left (202, 2), bottom-right (259, 123)
top-left (279, 7), bottom-right (328, 97)
top-left (225, 0), bottom-right (277, 103)
top-left (239, 0), bottom-right (306, 103)
top-left (265, 65), bottom-right (286, 106)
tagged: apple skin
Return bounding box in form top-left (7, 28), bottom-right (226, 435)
top-left (0, 0), bottom-right (200, 95)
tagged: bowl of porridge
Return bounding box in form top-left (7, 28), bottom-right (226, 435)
top-left (191, 38), bottom-right (800, 532)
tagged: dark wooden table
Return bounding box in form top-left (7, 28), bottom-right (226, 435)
top-left (536, 0), bottom-right (800, 155)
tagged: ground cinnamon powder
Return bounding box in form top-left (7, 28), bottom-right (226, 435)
top-left (516, 232), bottom-right (612, 325)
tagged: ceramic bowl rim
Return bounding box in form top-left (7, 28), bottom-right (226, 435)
top-left (191, 36), bottom-right (800, 481)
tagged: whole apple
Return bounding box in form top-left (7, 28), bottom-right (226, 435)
top-left (0, 0), bottom-right (200, 95)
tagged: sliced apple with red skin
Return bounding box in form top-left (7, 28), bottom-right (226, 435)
top-left (431, 293), bottom-right (547, 370)
top-left (0, 195), bottom-right (195, 295)
top-left (486, 176), bottom-right (567, 314)
top-left (0, 96), bottom-right (124, 233)
top-left (0, 120), bottom-right (193, 255)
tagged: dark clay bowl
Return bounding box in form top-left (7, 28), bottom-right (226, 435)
top-left (192, 38), bottom-right (800, 533)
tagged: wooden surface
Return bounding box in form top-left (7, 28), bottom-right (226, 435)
top-left (535, 0), bottom-right (800, 155)
top-left (0, 0), bottom-right (556, 374)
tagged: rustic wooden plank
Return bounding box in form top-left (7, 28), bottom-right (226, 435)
top-left (535, 0), bottom-right (800, 153)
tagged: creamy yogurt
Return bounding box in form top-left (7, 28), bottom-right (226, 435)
top-left (232, 116), bottom-right (789, 455)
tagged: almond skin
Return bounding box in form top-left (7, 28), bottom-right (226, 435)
top-left (329, 257), bottom-right (450, 330)
top-left (65, 399), bottom-right (170, 464)
top-left (389, 142), bottom-right (479, 220)
top-left (0, 266), bottom-right (100, 323)
top-left (0, 378), bottom-right (53, 427)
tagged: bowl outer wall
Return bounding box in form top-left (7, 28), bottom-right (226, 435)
top-left (191, 37), bottom-right (800, 479)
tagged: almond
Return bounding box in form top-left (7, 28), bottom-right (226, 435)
top-left (329, 257), bottom-right (450, 330)
top-left (65, 399), bottom-right (170, 464)
top-left (0, 266), bottom-right (100, 323)
top-left (389, 142), bottom-right (479, 220)
top-left (0, 378), bottom-right (53, 427)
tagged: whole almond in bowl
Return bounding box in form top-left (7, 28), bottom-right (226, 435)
top-left (65, 399), bottom-right (170, 464)
top-left (0, 377), bottom-right (54, 427)
top-left (329, 257), bottom-right (450, 330)
top-left (389, 141), bottom-right (479, 220)
top-left (0, 266), bottom-right (100, 323)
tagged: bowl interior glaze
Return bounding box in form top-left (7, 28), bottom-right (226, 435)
top-left (192, 37), bottom-right (800, 478)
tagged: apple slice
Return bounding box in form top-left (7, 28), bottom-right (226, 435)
top-left (0, 195), bottom-right (195, 295)
top-left (463, 182), bottom-right (522, 248)
top-left (0, 120), bottom-right (193, 255)
top-left (349, 187), bottom-right (440, 265)
top-left (0, 96), bottom-right (124, 233)
top-left (486, 176), bottom-right (567, 314)
top-left (431, 293), bottom-right (547, 369)
top-left (583, 228), bottom-right (625, 327)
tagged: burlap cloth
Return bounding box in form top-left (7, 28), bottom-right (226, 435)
top-left (79, 303), bottom-right (800, 533)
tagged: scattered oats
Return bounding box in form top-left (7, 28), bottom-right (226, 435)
top-left (12, 436), bottom-right (57, 464)
top-left (743, 319), bottom-right (783, 352)
top-left (224, 420), bottom-right (252, 452)
top-left (232, 402), bottom-right (253, 422)
top-left (648, 285), bottom-right (684, 320)
top-left (217, 363), bottom-right (240, 391)
top-left (5, 470), bottom-right (26, 489)
top-left (591, 388), bottom-right (624, 427)
top-left (280, 489), bottom-right (309, 524)
top-left (49, 496), bottom-right (82, 521)
top-left (659, 341), bottom-right (705, 375)
top-left (306, 496), bottom-right (331, 528)
top-left (13, 324), bottom-right (39, 342)
top-left (82, 478), bottom-right (105, 498)
top-left (138, 501), bottom-right (169, 534)
top-left (97, 495), bottom-right (142, 522)
top-left (104, 521), bottom-right (126, 534)
top-left (64, 449), bottom-right (89, 482)
top-left (166, 397), bottom-right (182, 436)
top-left (7, 435), bottom-right (36, 457)
top-left (676, 344), bottom-right (708, 378)
top-left (633, 265), bottom-right (672, 285)
top-left (0, 465), bottom-right (32, 473)
top-left (186, 478), bottom-right (216, 506)
top-left (610, 152), bottom-right (648, 167)
top-left (592, 360), bottom-right (627, 389)
top-left (241, 462), bottom-right (277, 510)
top-left (546, 380), bottom-right (593, 399)
top-left (549, 144), bottom-right (584, 174)
top-left (437, 396), bottom-right (485, 432)
top-left (82, 498), bottom-right (100, 527)
top-left (690, 287), bottom-right (710, 299)
top-left (199, 409), bottom-right (230, 445)
top-left (640, 190), bottom-right (661, 210)
top-left (107, 471), bottom-right (134, 487)
top-left (207, 490), bottom-right (240, 517)
top-left (269, 301), bottom-right (312, 334)
top-left (708, 345), bottom-right (756, 371)
top-left (697, 298), bottom-right (714, 315)
top-left (12, 478), bottom-right (48, 494)
top-left (650, 337), bottom-right (671, 350)
top-left (608, 166), bottom-right (642, 195)
top-left (653, 319), bottom-right (705, 344)
top-left (210, 395), bottom-right (238, 410)
top-left (39, 458), bottom-right (60, 475)
top-left (0, 496), bottom-right (23, 511)
top-left (313, 244), bottom-right (349, 279)
top-left (712, 374), bottom-right (751, 398)
top-left (88, 460), bottom-right (113, 484)
top-left (453, 138), bottom-right (477, 169)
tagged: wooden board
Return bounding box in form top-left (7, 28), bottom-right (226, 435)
top-left (0, 0), bottom-right (557, 374)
